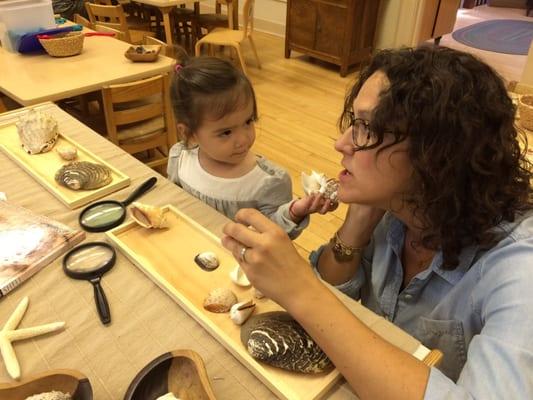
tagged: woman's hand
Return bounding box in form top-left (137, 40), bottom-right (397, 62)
top-left (221, 208), bottom-right (320, 307)
top-left (289, 194), bottom-right (338, 223)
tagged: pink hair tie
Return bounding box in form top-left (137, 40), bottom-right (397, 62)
top-left (174, 64), bottom-right (183, 72)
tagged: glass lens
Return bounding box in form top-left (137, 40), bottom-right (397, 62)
top-left (81, 202), bottom-right (124, 229)
top-left (65, 245), bottom-right (114, 273)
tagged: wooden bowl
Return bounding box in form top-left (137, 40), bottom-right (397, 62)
top-left (0, 369), bottom-right (93, 400)
top-left (124, 350), bottom-right (216, 400)
top-left (124, 45), bottom-right (161, 62)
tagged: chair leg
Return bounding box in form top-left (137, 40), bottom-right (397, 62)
top-left (248, 36), bottom-right (261, 69)
top-left (195, 40), bottom-right (202, 56)
top-left (232, 44), bottom-right (248, 76)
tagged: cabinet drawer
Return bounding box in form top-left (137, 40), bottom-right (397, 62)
top-left (288, 0), bottom-right (317, 49)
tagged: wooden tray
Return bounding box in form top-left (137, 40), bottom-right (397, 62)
top-left (106, 205), bottom-right (341, 400)
top-left (0, 124), bottom-right (130, 209)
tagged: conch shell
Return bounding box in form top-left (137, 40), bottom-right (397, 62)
top-left (203, 288), bottom-right (237, 313)
top-left (229, 265), bottom-right (251, 287)
top-left (55, 161), bottom-right (112, 190)
top-left (56, 145), bottom-right (77, 161)
top-left (16, 109), bottom-right (59, 154)
top-left (301, 171), bottom-right (339, 202)
top-left (230, 299), bottom-right (255, 325)
top-left (130, 202), bottom-right (167, 229)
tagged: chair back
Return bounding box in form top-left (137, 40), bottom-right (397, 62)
top-left (85, 3), bottom-right (131, 42)
top-left (101, 74), bottom-right (176, 172)
top-left (94, 24), bottom-right (128, 41)
top-left (242, 0), bottom-right (255, 39)
top-left (74, 13), bottom-right (94, 30)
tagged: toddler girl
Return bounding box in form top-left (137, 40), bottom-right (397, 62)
top-left (167, 56), bottom-right (335, 239)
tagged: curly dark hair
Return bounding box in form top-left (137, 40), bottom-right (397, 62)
top-left (340, 46), bottom-right (532, 269)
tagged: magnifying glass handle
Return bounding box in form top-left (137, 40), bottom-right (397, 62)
top-left (121, 177), bottom-right (157, 207)
top-left (90, 278), bottom-right (111, 325)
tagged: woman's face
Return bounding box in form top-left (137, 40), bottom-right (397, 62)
top-left (334, 71), bottom-right (414, 210)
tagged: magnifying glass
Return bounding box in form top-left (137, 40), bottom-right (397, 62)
top-left (79, 177), bottom-right (157, 232)
top-left (63, 242), bottom-right (116, 325)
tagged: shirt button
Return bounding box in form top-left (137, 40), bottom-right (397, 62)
top-left (404, 294), bottom-right (413, 300)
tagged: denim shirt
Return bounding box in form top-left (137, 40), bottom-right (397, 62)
top-left (310, 212), bottom-right (533, 399)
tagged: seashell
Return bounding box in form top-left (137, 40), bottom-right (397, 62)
top-left (194, 252), bottom-right (219, 271)
top-left (156, 393), bottom-right (180, 400)
top-left (301, 171), bottom-right (339, 202)
top-left (56, 145), bottom-right (78, 161)
top-left (203, 288), bottom-right (237, 313)
top-left (130, 202), bottom-right (167, 229)
top-left (229, 265), bottom-right (251, 287)
top-left (16, 109), bottom-right (59, 155)
top-left (54, 161), bottom-right (112, 190)
top-left (241, 311), bottom-right (333, 373)
top-left (230, 299), bottom-right (255, 325)
top-left (253, 288), bottom-right (266, 299)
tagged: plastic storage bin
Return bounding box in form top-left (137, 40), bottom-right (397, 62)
top-left (0, 0), bottom-right (55, 52)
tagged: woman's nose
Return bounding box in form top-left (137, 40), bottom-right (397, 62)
top-left (334, 128), bottom-right (353, 154)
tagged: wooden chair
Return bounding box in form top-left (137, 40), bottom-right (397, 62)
top-left (73, 13), bottom-right (94, 30)
top-left (94, 23), bottom-right (128, 41)
top-left (171, 5), bottom-right (198, 53)
top-left (101, 74), bottom-right (176, 174)
top-left (195, 0), bottom-right (260, 76)
top-left (85, 3), bottom-right (152, 44)
top-left (196, 0), bottom-right (236, 36)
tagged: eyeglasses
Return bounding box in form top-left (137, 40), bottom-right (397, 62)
top-left (347, 111), bottom-right (379, 150)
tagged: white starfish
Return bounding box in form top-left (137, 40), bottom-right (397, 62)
top-left (0, 296), bottom-right (65, 379)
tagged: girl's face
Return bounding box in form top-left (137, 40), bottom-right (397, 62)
top-left (191, 99), bottom-right (256, 166)
top-left (334, 71), bottom-right (414, 210)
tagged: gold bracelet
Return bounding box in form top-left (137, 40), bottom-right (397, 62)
top-left (329, 231), bottom-right (365, 262)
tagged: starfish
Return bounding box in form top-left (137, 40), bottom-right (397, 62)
top-left (0, 296), bottom-right (65, 380)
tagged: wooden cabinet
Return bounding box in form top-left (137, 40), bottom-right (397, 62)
top-left (284, 0), bottom-right (381, 76)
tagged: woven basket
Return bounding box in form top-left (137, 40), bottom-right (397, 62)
top-left (519, 94), bottom-right (533, 131)
top-left (39, 32), bottom-right (85, 57)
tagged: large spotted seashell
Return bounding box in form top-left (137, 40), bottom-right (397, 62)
top-left (130, 202), bottom-right (167, 229)
top-left (203, 288), bottom-right (237, 313)
top-left (16, 109), bottom-right (59, 154)
top-left (54, 161), bottom-right (112, 190)
top-left (241, 311), bottom-right (333, 373)
top-left (301, 171), bottom-right (339, 202)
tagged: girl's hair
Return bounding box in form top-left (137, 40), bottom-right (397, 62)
top-left (170, 55), bottom-right (257, 144)
top-left (341, 46), bottom-right (532, 269)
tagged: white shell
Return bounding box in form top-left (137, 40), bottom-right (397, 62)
top-left (56, 145), bottom-right (77, 161)
top-left (229, 265), bottom-right (251, 287)
top-left (156, 393), bottom-right (180, 400)
top-left (203, 288), bottom-right (237, 313)
top-left (16, 109), bottom-right (59, 154)
top-left (230, 300), bottom-right (256, 325)
top-left (130, 202), bottom-right (167, 229)
top-left (301, 171), bottom-right (338, 201)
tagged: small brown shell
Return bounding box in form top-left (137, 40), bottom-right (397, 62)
top-left (55, 161), bottom-right (112, 190)
top-left (203, 288), bottom-right (237, 313)
top-left (130, 202), bottom-right (167, 229)
top-left (56, 145), bottom-right (78, 161)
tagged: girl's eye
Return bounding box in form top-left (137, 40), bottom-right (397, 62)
top-left (219, 130), bottom-right (232, 137)
top-left (245, 118), bottom-right (255, 126)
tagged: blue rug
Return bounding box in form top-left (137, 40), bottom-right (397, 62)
top-left (452, 19), bottom-right (533, 55)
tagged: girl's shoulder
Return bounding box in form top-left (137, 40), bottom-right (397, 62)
top-left (255, 156), bottom-right (290, 182)
top-left (169, 142), bottom-right (196, 158)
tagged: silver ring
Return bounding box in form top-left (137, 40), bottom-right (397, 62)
top-left (240, 246), bottom-right (249, 263)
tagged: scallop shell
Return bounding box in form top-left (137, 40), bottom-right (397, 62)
top-left (56, 145), bottom-right (78, 161)
top-left (230, 300), bottom-right (255, 325)
top-left (301, 171), bottom-right (339, 202)
top-left (16, 109), bottom-right (59, 154)
top-left (203, 288), bottom-right (237, 313)
top-left (130, 202), bottom-right (167, 229)
top-left (241, 311), bottom-right (333, 373)
top-left (229, 265), bottom-right (251, 287)
top-left (194, 252), bottom-right (219, 271)
top-left (54, 161), bottom-right (112, 190)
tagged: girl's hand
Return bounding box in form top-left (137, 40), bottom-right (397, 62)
top-left (221, 208), bottom-right (320, 307)
top-left (289, 194), bottom-right (338, 223)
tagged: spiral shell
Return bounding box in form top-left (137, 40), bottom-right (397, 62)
top-left (301, 171), bottom-right (339, 202)
top-left (230, 299), bottom-right (255, 325)
top-left (54, 161), bottom-right (112, 190)
top-left (130, 202), bottom-right (167, 229)
top-left (16, 109), bottom-right (59, 154)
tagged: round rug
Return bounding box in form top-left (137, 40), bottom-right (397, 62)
top-left (451, 19), bottom-right (533, 55)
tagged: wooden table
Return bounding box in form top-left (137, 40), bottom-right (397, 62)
top-left (0, 33), bottom-right (174, 106)
top-left (0, 103), bottom-right (438, 399)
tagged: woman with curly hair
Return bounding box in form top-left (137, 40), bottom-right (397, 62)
top-left (222, 45), bottom-right (533, 399)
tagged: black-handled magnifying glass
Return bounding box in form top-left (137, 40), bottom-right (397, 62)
top-left (63, 242), bottom-right (116, 325)
top-left (79, 177), bottom-right (157, 232)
